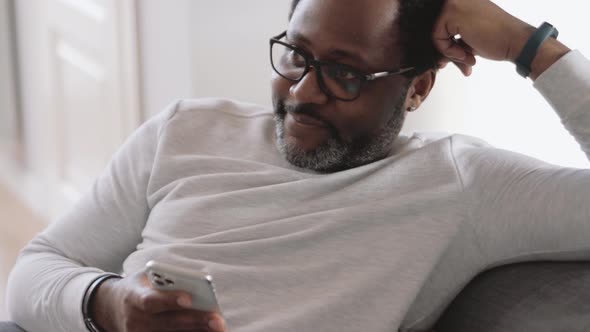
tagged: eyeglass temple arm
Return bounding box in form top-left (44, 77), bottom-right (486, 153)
top-left (272, 31), bottom-right (287, 41)
top-left (366, 67), bottom-right (415, 80)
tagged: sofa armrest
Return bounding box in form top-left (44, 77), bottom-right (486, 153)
top-left (0, 322), bottom-right (25, 332)
top-left (5, 262), bottom-right (590, 332)
top-left (435, 261), bottom-right (590, 332)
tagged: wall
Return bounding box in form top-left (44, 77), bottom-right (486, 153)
top-left (188, 0), bottom-right (290, 107)
top-left (137, 0), bottom-right (194, 119)
top-left (140, 0), bottom-right (290, 117)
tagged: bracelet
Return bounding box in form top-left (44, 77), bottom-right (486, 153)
top-left (515, 22), bottom-right (559, 78)
top-left (82, 273), bottom-right (122, 332)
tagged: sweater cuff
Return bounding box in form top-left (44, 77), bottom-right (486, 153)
top-left (534, 50), bottom-right (590, 123)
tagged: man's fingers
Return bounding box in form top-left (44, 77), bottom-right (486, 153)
top-left (433, 22), bottom-right (478, 76)
top-left (438, 59), bottom-right (450, 69)
top-left (149, 310), bottom-right (226, 332)
top-left (454, 52), bottom-right (477, 66)
top-left (122, 308), bottom-right (226, 332)
top-left (436, 42), bottom-right (477, 77)
top-left (115, 272), bottom-right (227, 331)
top-left (128, 288), bottom-right (193, 314)
top-left (453, 61), bottom-right (473, 76)
top-left (434, 37), bottom-right (469, 61)
top-left (438, 59), bottom-right (473, 76)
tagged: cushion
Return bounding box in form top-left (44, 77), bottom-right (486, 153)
top-left (434, 261), bottom-right (590, 332)
top-left (3, 262), bottom-right (590, 332)
top-left (0, 322), bottom-right (25, 332)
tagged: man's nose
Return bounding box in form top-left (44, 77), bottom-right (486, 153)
top-left (289, 68), bottom-right (329, 105)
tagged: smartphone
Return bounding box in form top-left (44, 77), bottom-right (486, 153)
top-left (145, 260), bottom-right (222, 313)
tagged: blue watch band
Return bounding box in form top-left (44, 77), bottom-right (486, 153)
top-left (515, 22), bottom-right (559, 78)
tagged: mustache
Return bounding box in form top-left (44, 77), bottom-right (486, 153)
top-left (277, 101), bottom-right (333, 130)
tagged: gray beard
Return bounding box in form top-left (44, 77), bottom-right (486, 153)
top-left (274, 89), bottom-right (408, 173)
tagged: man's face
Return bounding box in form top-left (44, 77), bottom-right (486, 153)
top-left (272, 0), bottom-right (413, 173)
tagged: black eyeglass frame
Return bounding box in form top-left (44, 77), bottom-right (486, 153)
top-left (270, 31), bottom-right (416, 102)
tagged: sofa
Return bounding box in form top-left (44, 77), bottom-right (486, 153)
top-left (2, 261), bottom-right (590, 332)
top-left (434, 261), bottom-right (590, 332)
top-left (0, 323), bottom-right (22, 332)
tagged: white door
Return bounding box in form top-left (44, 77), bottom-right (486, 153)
top-left (0, 0), bottom-right (20, 164)
top-left (14, 0), bottom-right (140, 220)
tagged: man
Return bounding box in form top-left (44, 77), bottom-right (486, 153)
top-left (7, 0), bottom-right (590, 331)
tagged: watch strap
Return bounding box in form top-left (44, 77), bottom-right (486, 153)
top-left (515, 22), bottom-right (559, 78)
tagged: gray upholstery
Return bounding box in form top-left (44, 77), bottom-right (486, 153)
top-left (0, 322), bottom-right (25, 332)
top-left (2, 262), bottom-right (590, 332)
top-left (435, 261), bottom-right (590, 332)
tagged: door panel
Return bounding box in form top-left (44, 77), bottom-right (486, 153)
top-left (14, 0), bottom-right (140, 219)
top-left (53, 38), bottom-right (110, 191)
top-left (0, 0), bottom-right (20, 162)
top-left (47, 0), bottom-right (135, 201)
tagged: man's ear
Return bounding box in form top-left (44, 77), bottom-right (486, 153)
top-left (405, 70), bottom-right (436, 112)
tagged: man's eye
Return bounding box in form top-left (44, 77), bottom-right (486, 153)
top-left (328, 67), bottom-right (358, 81)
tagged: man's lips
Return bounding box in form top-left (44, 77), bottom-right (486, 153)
top-left (289, 112), bottom-right (328, 128)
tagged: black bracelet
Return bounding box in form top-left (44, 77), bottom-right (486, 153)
top-left (82, 273), bottom-right (122, 332)
top-left (515, 22), bottom-right (559, 78)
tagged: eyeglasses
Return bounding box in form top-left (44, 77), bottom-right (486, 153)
top-left (270, 31), bottom-right (416, 102)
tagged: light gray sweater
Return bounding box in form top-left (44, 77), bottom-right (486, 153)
top-left (7, 50), bottom-right (590, 332)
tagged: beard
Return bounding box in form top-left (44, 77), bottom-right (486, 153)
top-left (273, 87), bottom-right (408, 173)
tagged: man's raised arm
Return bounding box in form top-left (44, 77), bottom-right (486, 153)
top-left (432, 0), bottom-right (571, 80)
top-left (438, 0), bottom-right (590, 264)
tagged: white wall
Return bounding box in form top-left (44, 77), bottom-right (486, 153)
top-left (188, 0), bottom-right (290, 106)
top-left (139, 0), bottom-right (290, 118)
top-left (138, 0), bottom-right (194, 119)
top-left (404, 0), bottom-right (590, 168)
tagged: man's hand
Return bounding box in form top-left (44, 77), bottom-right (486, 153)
top-left (90, 271), bottom-right (227, 332)
top-left (433, 0), bottom-right (570, 79)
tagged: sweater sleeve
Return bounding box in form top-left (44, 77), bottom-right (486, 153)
top-left (6, 101), bottom-right (180, 332)
top-left (453, 50), bottom-right (590, 267)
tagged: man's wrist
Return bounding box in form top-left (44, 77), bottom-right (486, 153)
top-left (529, 38), bottom-right (571, 80)
top-left (90, 276), bottom-right (122, 332)
top-left (83, 273), bottom-right (122, 332)
top-left (507, 22), bottom-right (570, 80)
top-left (507, 22), bottom-right (536, 63)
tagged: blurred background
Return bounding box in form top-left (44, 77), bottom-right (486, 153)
top-left (0, 0), bottom-right (588, 320)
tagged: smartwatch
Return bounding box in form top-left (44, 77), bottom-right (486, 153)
top-left (515, 22), bottom-right (559, 78)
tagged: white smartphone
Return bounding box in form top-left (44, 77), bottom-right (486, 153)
top-left (145, 260), bottom-right (222, 313)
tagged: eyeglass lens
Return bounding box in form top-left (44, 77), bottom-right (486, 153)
top-left (271, 42), bottom-right (362, 100)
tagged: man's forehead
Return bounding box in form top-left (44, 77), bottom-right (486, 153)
top-left (288, 0), bottom-right (401, 63)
